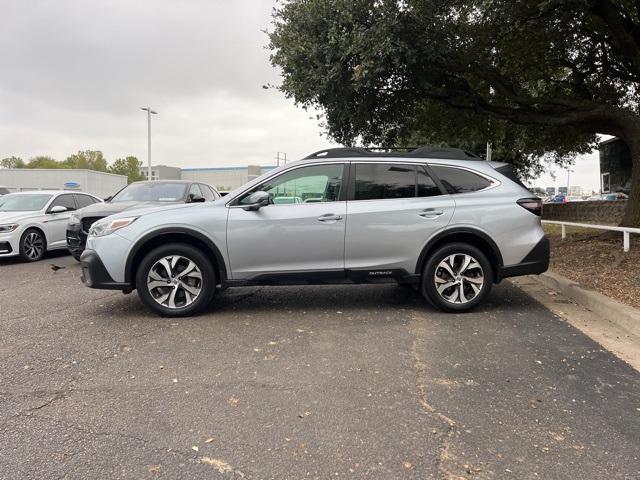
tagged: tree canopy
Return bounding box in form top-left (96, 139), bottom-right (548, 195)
top-left (1, 151), bottom-right (143, 183)
top-left (269, 0), bottom-right (640, 225)
top-left (109, 156), bottom-right (144, 183)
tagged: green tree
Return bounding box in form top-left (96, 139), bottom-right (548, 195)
top-left (27, 156), bottom-right (60, 169)
top-left (109, 156), bottom-right (144, 183)
top-left (269, 0), bottom-right (640, 225)
top-left (63, 150), bottom-right (108, 172)
top-left (0, 156), bottom-right (25, 169)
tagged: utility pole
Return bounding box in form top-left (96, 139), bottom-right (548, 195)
top-left (275, 152), bottom-right (287, 166)
top-left (140, 107), bottom-right (158, 180)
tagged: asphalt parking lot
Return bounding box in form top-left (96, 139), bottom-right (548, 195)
top-left (1, 254), bottom-right (639, 480)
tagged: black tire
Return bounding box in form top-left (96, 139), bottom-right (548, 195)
top-left (19, 228), bottom-right (46, 262)
top-left (135, 243), bottom-right (216, 317)
top-left (421, 242), bottom-right (493, 313)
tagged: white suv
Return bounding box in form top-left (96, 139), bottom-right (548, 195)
top-left (80, 147), bottom-right (549, 316)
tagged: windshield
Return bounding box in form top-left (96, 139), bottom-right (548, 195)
top-left (111, 183), bottom-right (187, 203)
top-left (0, 194), bottom-right (52, 212)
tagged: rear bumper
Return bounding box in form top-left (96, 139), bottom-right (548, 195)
top-left (497, 236), bottom-right (549, 282)
top-left (80, 249), bottom-right (133, 291)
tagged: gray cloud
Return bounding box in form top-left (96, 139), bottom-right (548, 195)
top-left (0, 0), bottom-right (337, 166)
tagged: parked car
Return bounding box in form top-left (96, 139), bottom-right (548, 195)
top-left (67, 180), bottom-right (220, 260)
top-left (549, 194), bottom-right (568, 203)
top-left (0, 190), bottom-right (101, 261)
top-left (586, 192), bottom-right (628, 201)
top-left (79, 147), bottom-right (549, 316)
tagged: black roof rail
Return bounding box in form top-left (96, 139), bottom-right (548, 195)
top-left (304, 146), bottom-right (482, 160)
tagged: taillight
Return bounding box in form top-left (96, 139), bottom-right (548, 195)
top-left (517, 198), bottom-right (542, 216)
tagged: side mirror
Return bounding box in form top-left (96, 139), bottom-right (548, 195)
top-left (188, 193), bottom-right (206, 203)
top-left (242, 191), bottom-right (269, 211)
top-left (49, 205), bottom-right (68, 214)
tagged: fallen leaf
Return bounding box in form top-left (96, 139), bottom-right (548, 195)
top-left (192, 446), bottom-right (199, 452)
top-left (205, 437), bottom-right (215, 443)
top-left (148, 465), bottom-right (161, 474)
top-left (200, 457), bottom-right (232, 473)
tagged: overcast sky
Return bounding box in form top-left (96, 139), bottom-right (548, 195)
top-left (0, 0), bottom-right (600, 189)
top-left (0, 0), bottom-right (339, 168)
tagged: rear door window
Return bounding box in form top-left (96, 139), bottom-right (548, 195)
top-left (354, 164), bottom-right (442, 200)
top-left (74, 194), bottom-right (98, 208)
top-left (430, 166), bottom-right (492, 194)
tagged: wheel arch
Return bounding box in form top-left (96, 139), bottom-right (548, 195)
top-left (415, 227), bottom-right (503, 282)
top-left (124, 228), bottom-right (228, 287)
top-left (21, 225), bottom-right (48, 250)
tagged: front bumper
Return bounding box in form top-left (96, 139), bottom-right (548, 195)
top-left (66, 223), bottom-right (86, 257)
top-left (80, 249), bottom-right (133, 291)
top-left (0, 231), bottom-right (19, 257)
top-left (497, 236), bottom-right (550, 281)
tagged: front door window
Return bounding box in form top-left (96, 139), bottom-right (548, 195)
top-left (239, 164), bottom-right (344, 205)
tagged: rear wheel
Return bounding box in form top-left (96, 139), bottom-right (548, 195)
top-left (135, 243), bottom-right (216, 317)
top-left (20, 229), bottom-right (46, 262)
top-left (421, 243), bottom-right (493, 313)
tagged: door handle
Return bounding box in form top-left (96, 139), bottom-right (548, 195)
top-left (317, 213), bottom-right (343, 222)
top-left (419, 208), bottom-right (444, 218)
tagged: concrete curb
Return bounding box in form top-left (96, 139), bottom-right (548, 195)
top-left (532, 271), bottom-right (640, 338)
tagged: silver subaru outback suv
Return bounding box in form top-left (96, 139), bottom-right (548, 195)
top-left (80, 147), bottom-right (549, 316)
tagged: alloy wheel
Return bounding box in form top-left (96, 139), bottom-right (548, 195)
top-left (147, 255), bottom-right (203, 309)
top-left (23, 232), bottom-right (44, 260)
top-left (433, 253), bottom-right (484, 304)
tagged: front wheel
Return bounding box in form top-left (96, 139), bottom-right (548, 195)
top-left (20, 229), bottom-right (46, 262)
top-left (135, 243), bottom-right (216, 317)
top-left (421, 243), bottom-right (493, 313)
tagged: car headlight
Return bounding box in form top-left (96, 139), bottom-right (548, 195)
top-left (68, 213), bottom-right (80, 225)
top-left (0, 224), bottom-right (19, 233)
top-left (89, 217), bottom-right (138, 237)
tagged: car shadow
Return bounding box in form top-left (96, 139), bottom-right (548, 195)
top-left (0, 248), bottom-right (71, 266)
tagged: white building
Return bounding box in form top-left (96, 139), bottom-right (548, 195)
top-left (180, 165), bottom-right (276, 192)
top-left (0, 169), bottom-right (127, 198)
top-left (139, 165), bottom-right (182, 181)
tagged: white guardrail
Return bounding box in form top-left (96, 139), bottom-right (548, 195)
top-left (542, 220), bottom-right (640, 252)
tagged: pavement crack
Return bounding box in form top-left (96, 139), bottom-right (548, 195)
top-left (409, 316), bottom-right (465, 480)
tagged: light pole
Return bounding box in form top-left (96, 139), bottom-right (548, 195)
top-left (140, 107), bottom-right (157, 180)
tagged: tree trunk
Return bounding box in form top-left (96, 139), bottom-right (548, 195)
top-left (621, 138), bottom-right (640, 227)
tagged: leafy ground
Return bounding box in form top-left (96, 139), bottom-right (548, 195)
top-left (544, 224), bottom-right (640, 309)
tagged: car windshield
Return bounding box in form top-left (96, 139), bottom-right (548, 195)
top-left (111, 183), bottom-right (187, 203)
top-left (0, 193), bottom-right (52, 211)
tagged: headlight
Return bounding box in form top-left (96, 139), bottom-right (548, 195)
top-left (89, 217), bottom-right (138, 237)
top-left (68, 213), bottom-right (80, 225)
top-left (0, 224), bottom-right (19, 233)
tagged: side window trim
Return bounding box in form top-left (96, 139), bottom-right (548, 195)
top-left (422, 164), bottom-right (449, 196)
top-left (228, 162), bottom-right (348, 207)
